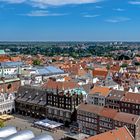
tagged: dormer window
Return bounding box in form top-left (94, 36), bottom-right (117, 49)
top-left (28, 96), bottom-right (31, 99)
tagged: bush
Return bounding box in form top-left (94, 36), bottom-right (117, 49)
top-left (0, 120), bottom-right (4, 128)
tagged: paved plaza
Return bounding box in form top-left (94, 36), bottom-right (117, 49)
top-left (5, 114), bottom-right (65, 140)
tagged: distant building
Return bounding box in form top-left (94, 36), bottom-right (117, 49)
top-left (0, 50), bottom-right (6, 55)
top-left (0, 61), bottom-right (23, 77)
top-left (20, 66), bottom-right (68, 86)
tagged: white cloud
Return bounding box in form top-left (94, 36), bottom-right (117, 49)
top-left (129, 1), bottom-right (140, 5)
top-left (0, 0), bottom-right (102, 7)
top-left (83, 14), bottom-right (100, 18)
top-left (113, 8), bottom-right (125, 11)
top-left (0, 0), bottom-right (25, 3)
top-left (106, 17), bottom-right (131, 23)
top-left (25, 10), bottom-right (67, 16)
top-left (30, 0), bottom-right (102, 6)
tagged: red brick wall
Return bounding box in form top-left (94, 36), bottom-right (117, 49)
top-left (0, 80), bottom-right (21, 93)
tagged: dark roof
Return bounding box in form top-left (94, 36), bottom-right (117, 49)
top-left (16, 86), bottom-right (47, 105)
top-left (106, 90), bottom-right (126, 100)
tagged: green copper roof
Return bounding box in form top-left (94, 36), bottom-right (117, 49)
top-left (70, 88), bottom-right (87, 95)
top-left (0, 50), bottom-right (6, 55)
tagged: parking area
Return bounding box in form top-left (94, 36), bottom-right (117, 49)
top-left (5, 114), bottom-right (65, 140)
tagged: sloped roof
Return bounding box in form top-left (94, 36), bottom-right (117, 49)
top-left (89, 86), bottom-right (111, 97)
top-left (0, 50), bottom-right (5, 55)
top-left (42, 80), bottom-right (79, 90)
top-left (87, 126), bottom-right (134, 140)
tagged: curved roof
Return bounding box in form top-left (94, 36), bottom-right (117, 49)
top-left (31, 134), bottom-right (54, 140)
top-left (0, 126), bottom-right (17, 138)
top-left (5, 130), bottom-right (35, 140)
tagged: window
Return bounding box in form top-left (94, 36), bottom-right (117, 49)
top-left (7, 84), bottom-right (12, 89)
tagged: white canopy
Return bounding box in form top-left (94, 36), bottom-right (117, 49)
top-left (34, 119), bottom-right (63, 129)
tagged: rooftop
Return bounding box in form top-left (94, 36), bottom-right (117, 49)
top-left (89, 86), bottom-right (111, 97)
top-left (78, 103), bottom-right (140, 124)
top-left (0, 50), bottom-right (6, 55)
top-left (87, 126), bottom-right (134, 140)
top-left (121, 92), bottom-right (140, 104)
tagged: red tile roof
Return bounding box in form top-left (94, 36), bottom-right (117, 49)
top-left (89, 86), bottom-right (111, 97)
top-left (121, 92), bottom-right (140, 104)
top-left (92, 68), bottom-right (108, 78)
top-left (87, 126), bottom-right (134, 140)
top-left (42, 80), bottom-right (79, 90)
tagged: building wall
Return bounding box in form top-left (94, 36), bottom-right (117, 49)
top-left (0, 93), bottom-right (15, 115)
top-left (77, 109), bottom-right (139, 140)
top-left (105, 98), bottom-right (140, 116)
top-left (0, 80), bottom-right (20, 93)
top-left (105, 99), bottom-right (120, 110)
top-left (0, 67), bottom-right (18, 76)
top-left (87, 94), bottom-right (105, 106)
top-left (120, 101), bottom-right (140, 115)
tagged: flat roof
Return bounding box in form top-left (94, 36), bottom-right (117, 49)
top-left (64, 132), bottom-right (90, 140)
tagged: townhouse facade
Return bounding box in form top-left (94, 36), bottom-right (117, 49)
top-left (0, 93), bottom-right (15, 115)
top-left (87, 86), bottom-right (111, 106)
top-left (15, 86), bottom-right (83, 125)
top-left (77, 103), bottom-right (140, 140)
top-left (105, 90), bottom-right (140, 115)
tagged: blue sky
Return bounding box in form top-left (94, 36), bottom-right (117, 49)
top-left (0, 0), bottom-right (140, 41)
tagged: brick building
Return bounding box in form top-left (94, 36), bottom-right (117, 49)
top-left (0, 78), bottom-right (20, 93)
top-left (105, 90), bottom-right (140, 115)
top-left (77, 103), bottom-right (140, 140)
top-left (15, 86), bottom-right (83, 125)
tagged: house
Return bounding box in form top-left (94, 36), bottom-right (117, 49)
top-left (105, 90), bottom-right (126, 110)
top-left (103, 72), bottom-right (120, 90)
top-left (0, 61), bottom-right (24, 77)
top-left (105, 90), bottom-right (140, 115)
top-left (120, 92), bottom-right (140, 115)
top-left (87, 86), bottom-right (111, 106)
top-left (77, 103), bottom-right (140, 140)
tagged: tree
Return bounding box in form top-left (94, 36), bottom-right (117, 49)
top-left (0, 120), bottom-right (4, 128)
top-left (121, 63), bottom-right (128, 68)
top-left (106, 64), bottom-right (110, 70)
top-left (135, 62), bottom-right (140, 66)
top-left (33, 59), bottom-right (41, 65)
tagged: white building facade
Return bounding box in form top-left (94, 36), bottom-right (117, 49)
top-left (0, 93), bottom-right (15, 115)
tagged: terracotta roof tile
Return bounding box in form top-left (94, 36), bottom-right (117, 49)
top-left (42, 80), bottom-right (79, 90)
top-left (92, 68), bottom-right (108, 78)
top-left (89, 86), bottom-right (111, 97)
top-left (87, 126), bottom-right (134, 140)
top-left (121, 92), bottom-right (140, 104)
